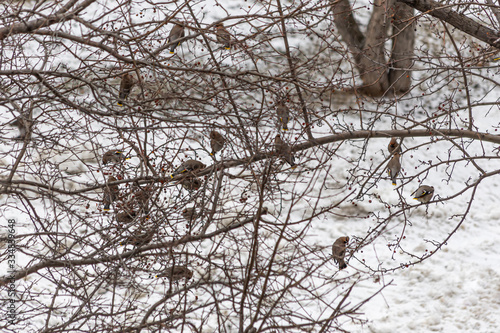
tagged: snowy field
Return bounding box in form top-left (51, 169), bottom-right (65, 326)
top-left (1, 0), bottom-right (500, 332)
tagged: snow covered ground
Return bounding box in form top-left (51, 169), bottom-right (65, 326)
top-left (1, 0), bottom-right (500, 332)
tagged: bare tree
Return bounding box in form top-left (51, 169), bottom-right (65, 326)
top-left (0, 0), bottom-right (499, 332)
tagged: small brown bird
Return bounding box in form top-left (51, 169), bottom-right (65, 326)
top-left (103, 176), bottom-right (119, 211)
top-left (387, 153), bottom-right (401, 186)
top-left (180, 176), bottom-right (202, 191)
top-left (171, 160), bottom-right (206, 178)
top-left (133, 185), bottom-right (155, 214)
top-left (275, 134), bottom-right (295, 167)
top-left (182, 207), bottom-right (198, 222)
top-left (388, 137), bottom-right (401, 154)
top-left (412, 185), bottom-right (434, 203)
top-left (120, 228), bottom-right (155, 246)
top-left (276, 100), bottom-right (290, 131)
top-left (332, 236), bottom-right (349, 270)
top-left (156, 265), bottom-right (193, 281)
top-left (103, 150), bottom-right (126, 165)
top-left (117, 73), bottom-right (135, 106)
top-left (210, 131), bottom-right (225, 155)
top-left (215, 23), bottom-right (231, 49)
top-left (168, 23), bottom-right (185, 54)
top-left (116, 210), bottom-right (136, 223)
top-left (7, 114), bottom-right (32, 140)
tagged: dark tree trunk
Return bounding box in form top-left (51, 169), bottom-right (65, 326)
top-left (333, 0), bottom-right (415, 96)
top-left (389, 2), bottom-right (415, 93)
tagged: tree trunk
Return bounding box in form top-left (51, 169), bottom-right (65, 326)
top-left (388, 2), bottom-right (415, 93)
top-left (333, 0), bottom-right (413, 96)
top-left (358, 0), bottom-right (391, 96)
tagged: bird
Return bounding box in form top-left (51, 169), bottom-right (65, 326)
top-left (275, 134), bottom-right (295, 167)
top-left (387, 153), bottom-right (401, 186)
top-left (210, 130), bottom-right (225, 155)
top-left (7, 114), bottom-right (32, 140)
top-left (116, 210), bottom-right (136, 223)
top-left (120, 228), bottom-right (155, 246)
top-left (168, 23), bottom-right (185, 54)
top-left (117, 73), bottom-right (135, 106)
top-left (215, 23), bottom-right (231, 49)
top-left (133, 185), bottom-right (155, 214)
top-left (411, 185), bottom-right (434, 203)
top-left (102, 150), bottom-right (126, 165)
top-left (171, 160), bottom-right (206, 178)
top-left (276, 100), bottom-right (290, 131)
top-left (156, 265), bottom-right (193, 281)
top-left (103, 176), bottom-right (119, 211)
top-left (332, 236), bottom-right (349, 270)
top-left (182, 207), bottom-right (198, 222)
top-left (180, 176), bottom-right (202, 191)
top-left (388, 137), bottom-right (401, 154)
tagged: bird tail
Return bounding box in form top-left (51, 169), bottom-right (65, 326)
top-left (392, 182), bottom-right (397, 186)
top-left (117, 101), bottom-right (123, 106)
top-left (339, 260), bottom-right (347, 270)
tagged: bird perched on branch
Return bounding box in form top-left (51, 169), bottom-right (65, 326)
top-left (276, 100), bottom-right (290, 131)
top-left (120, 228), bottom-right (155, 246)
top-left (156, 265), bottom-right (193, 281)
top-left (133, 185), bottom-right (155, 215)
top-left (216, 23), bottom-right (232, 49)
top-left (168, 23), bottom-right (185, 54)
top-left (412, 185), bottom-right (434, 203)
top-left (275, 134), bottom-right (295, 167)
top-left (171, 160), bottom-right (206, 178)
top-left (387, 153), bottom-right (401, 186)
top-left (210, 130), bottom-right (225, 155)
top-left (103, 150), bottom-right (127, 165)
top-left (182, 207), bottom-right (198, 222)
top-left (103, 176), bottom-right (120, 211)
top-left (117, 73), bottom-right (135, 106)
top-left (388, 137), bottom-right (401, 154)
top-left (116, 210), bottom-right (136, 223)
top-left (332, 236), bottom-right (349, 270)
top-left (7, 114), bottom-right (32, 140)
top-left (180, 176), bottom-right (202, 191)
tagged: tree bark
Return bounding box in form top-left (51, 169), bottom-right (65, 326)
top-left (359, 0), bottom-right (392, 96)
top-left (333, 0), bottom-right (392, 96)
top-left (333, 0), bottom-right (413, 96)
top-left (389, 2), bottom-right (415, 93)
top-left (332, 0), bottom-right (365, 52)
top-left (397, 0), bottom-right (500, 48)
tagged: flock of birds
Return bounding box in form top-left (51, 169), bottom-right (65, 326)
top-left (116, 21), bottom-right (233, 107)
top-left (100, 136), bottom-right (435, 275)
top-left (5, 23), bottom-right (437, 278)
top-left (99, 104), bottom-right (296, 281)
top-left (332, 137), bottom-right (435, 270)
